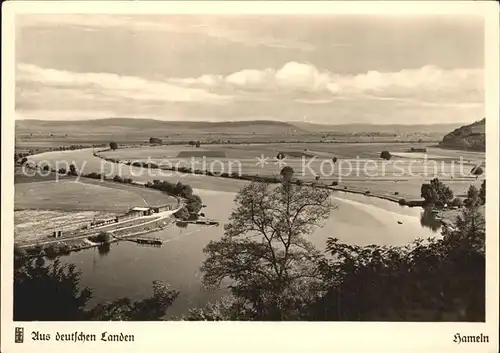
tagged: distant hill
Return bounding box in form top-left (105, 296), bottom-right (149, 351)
top-left (439, 118), bottom-right (485, 151)
top-left (15, 118), bottom-right (307, 136)
top-left (15, 117), bottom-right (477, 141)
top-left (290, 121), bottom-right (466, 134)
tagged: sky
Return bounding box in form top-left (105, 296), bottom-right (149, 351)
top-left (15, 14), bottom-right (484, 124)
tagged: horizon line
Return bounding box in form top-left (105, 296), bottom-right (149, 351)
top-left (14, 117), bottom-right (480, 126)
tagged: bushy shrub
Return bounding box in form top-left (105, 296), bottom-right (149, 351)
top-left (380, 151), bottom-right (392, 160)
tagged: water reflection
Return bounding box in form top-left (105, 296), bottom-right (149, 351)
top-left (54, 190), bottom-right (440, 317)
top-left (175, 221), bottom-right (188, 229)
top-left (98, 243), bottom-right (111, 256)
top-left (420, 208), bottom-right (442, 233)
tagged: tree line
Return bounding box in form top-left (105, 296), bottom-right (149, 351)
top-left (421, 177), bottom-right (485, 207)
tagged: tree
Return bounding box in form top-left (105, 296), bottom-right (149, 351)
top-left (276, 152), bottom-right (286, 160)
top-left (68, 164), bottom-right (78, 176)
top-left (332, 157), bottom-right (338, 163)
top-left (109, 142), bottom-right (118, 150)
top-left (444, 195), bottom-right (485, 255)
top-left (309, 192), bottom-right (485, 322)
top-left (196, 141), bottom-right (201, 148)
top-left (186, 295), bottom-right (247, 321)
top-left (149, 137), bottom-right (162, 145)
top-left (95, 231), bottom-right (111, 244)
top-left (188, 141), bottom-right (196, 146)
top-left (174, 207), bottom-right (190, 220)
top-left (14, 258), bottom-right (179, 321)
top-left (200, 181), bottom-right (336, 320)
top-left (471, 166), bottom-right (483, 175)
top-left (311, 216), bottom-right (484, 322)
top-left (450, 198), bottom-right (464, 208)
top-left (380, 151), bottom-right (392, 160)
top-left (174, 181), bottom-right (193, 198)
top-left (479, 180), bottom-right (485, 205)
top-left (420, 178), bottom-right (454, 206)
top-left (464, 185), bottom-right (481, 209)
top-left (185, 194), bottom-right (203, 213)
top-left (280, 166), bottom-right (294, 182)
top-left (14, 258), bottom-right (92, 320)
top-left (88, 281), bottom-right (179, 320)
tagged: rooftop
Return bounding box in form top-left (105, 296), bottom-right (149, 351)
top-left (131, 207), bottom-right (150, 212)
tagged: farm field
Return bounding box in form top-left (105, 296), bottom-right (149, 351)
top-left (14, 175), bottom-right (176, 243)
top-left (15, 179), bottom-right (157, 212)
top-left (100, 142), bottom-right (485, 161)
top-left (334, 179), bottom-right (483, 200)
top-left (98, 143), bottom-right (484, 184)
top-left (14, 209), bottom-right (115, 243)
top-left (27, 149), bottom-right (250, 192)
top-left (24, 144), bottom-right (486, 197)
top-left (77, 178), bottom-right (177, 207)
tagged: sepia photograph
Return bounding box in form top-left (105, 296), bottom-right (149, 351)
top-left (2, 1), bottom-right (499, 352)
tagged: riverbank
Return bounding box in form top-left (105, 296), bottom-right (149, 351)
top-left (436, 205), bottom-right (485, 230)
top-left (93, 150), bottom-right (428, 204)
top-left (14, 216), bottom-right (176, 260)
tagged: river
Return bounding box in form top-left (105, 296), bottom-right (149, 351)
top-left (55, 189), bottom-right (439, 318)
top-left (27, 149), bottom-right (440, 317)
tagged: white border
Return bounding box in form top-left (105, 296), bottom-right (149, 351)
top-left (2, 2), bottom-right (499, 353)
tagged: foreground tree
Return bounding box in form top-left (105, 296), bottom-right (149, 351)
top-left (464, 185), bottom-right (481, 209)
top-left (14, 258), bottom-right (92, 320)
top-left (479, 180), bottom-right (486, 205)
top-left (88, 281), bottom-right (179, 320)
top-left (200, 181), bottom-right (336, 320)
top-left (310, 188), bottom-right (485, 322)
top-left (14, 258), bottom-right (179, 321)
top-left (445, 185), bottom-right (485, 255)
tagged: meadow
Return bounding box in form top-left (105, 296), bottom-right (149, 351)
top-left (99, 143), bottom-right (484, 186)
top-left (15, 179), bottom-right (168, 212)
top-left (14, 175), bottom-right (177, 244)
top-left (14, 209), bottom-right (115, 244)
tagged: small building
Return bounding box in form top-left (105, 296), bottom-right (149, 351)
top-left (131, 207), bottom-right (153, 216)
top-left (116, 212), bottom-right (140, 222)
top-left (53, 230), bottom-right (62, 238)
top-left (90, 218), bottom-right (116, 228)
top-left (150, 204), bottom-right (173, 213)
top-left (410, 147), bottom-right (427, 153)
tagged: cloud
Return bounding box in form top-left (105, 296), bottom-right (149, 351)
top-left (16, 63), bottom-right (231, 105)
top-left (15, 62), bottom-right (484, 125)
top-left (174, 61), bottom-right (483, 104)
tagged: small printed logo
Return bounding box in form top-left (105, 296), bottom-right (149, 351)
top-left (15, 327), bottom-right (24, 343)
